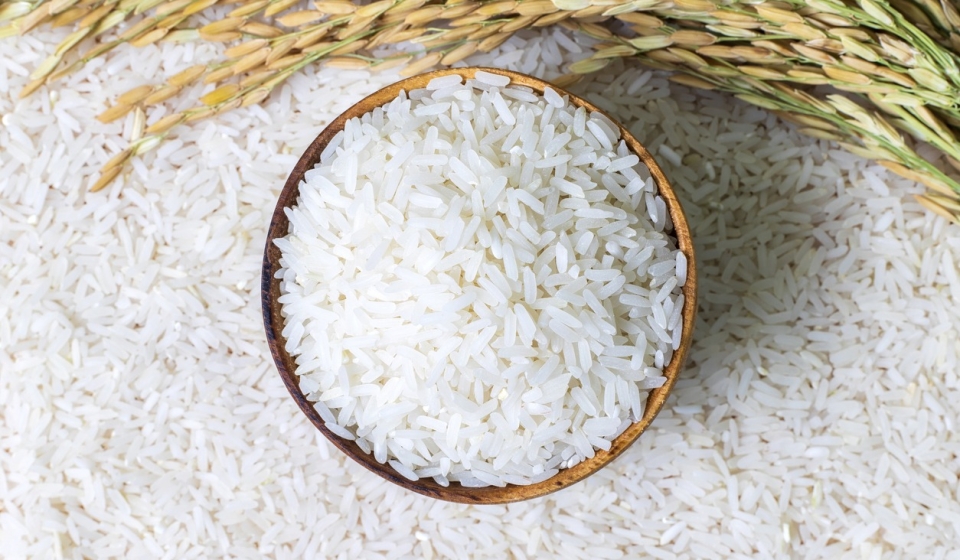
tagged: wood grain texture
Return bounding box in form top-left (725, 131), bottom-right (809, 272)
top-left (261, 67), bottom-right (698, 504)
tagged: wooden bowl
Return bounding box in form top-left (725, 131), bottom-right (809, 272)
top-left (262, 67), bottom-right (697, 504)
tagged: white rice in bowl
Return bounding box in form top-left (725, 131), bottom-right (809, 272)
top-left (274, 71), bottom-right (686, 488)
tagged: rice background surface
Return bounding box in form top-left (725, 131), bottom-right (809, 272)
top-left (3, 22), bottom-right (960, 559)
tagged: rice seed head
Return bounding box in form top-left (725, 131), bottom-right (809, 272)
top-left (200, 84), bottom-right (241, 106)
top-left (266, 38), bottom-right (298, 64)
top-left (29, 54), bottom-right (63, 80)
top-left (615, 13), bottom-right (662, 27)
top-left (880, 92), bottom-right (923, 107)
top-left (183, 0), bottom-right (219, 16)
top-left (696, 45), bottom-right (735, 59)
top-left (372, 55), bottom-right (413, 70)
top-left (314, 0), bottom-right (357, 14)
top-left (145, 113), bottom-right (185, 134)
top-left (577, 21), bottom-right (613, 39)
top-left (143, 84), bottom-right (182, 105)
top-left (859, 0), bottom-right (895, 26)
top-left (225, 39), bottom-right (269, 59)
top-left (798, 127), bottom-right (845, 141)
top-left (131, 28), bottom-right (170, 47)
top-left (77, 3), bottom-right (114, 29)
top-left (97, 103), bottom-right (135, 123)
top-left (668, 47), bottom-right (709, 67)
top-left (915, 106), bottom-right (957, 142)
top-left (907, 67), bottom-right (951, 92)
top-left (404, 5), bottom-right (443, 25)
top-left (229, 0), bottom-right (271, 18)
top-left (478, 31), bottom-right (513, 52)
top-left (18, 77), bottom-right (45, 98)
top-left (706, 24), bottom-right (759, 38)
top-left (267, 53), bottom-right (304, 70)
top-left (0, 2), bottom-right (33, 21)
top-left (880, 161), bottom-right (957, 196)
top-left (185, 106), bottom-right (215, 122)
top-left (215, 97), bottom-right (243, 114)
top-left (645, 49), bottom-right (685, 64)
top-left (602, 2), bottom-right (643, 16)
top-left (824, 66), bottom-right (873, 85)
top-left (839, 35), bottom-right (880, 62)
top-left (337, 16), bottom-right (378, 39)
top-left (241, 21), bottom-right (284, 37)
top-left (90, 165), bottom-right (123, 193)
top-left (386, 0), bottom-right (429, 15)
top-left (118, 85), bottom-right (156, 105)
top-left (736, 92), bottom-right (783, 110)
top-left (233, 47), bottom-right (271, 74)
top-left (501, 14), bottom-right (538, 33)
top-left (441, 41), bottom-right (479, 65)
top-left (787, 68), bottom-right (830, 84)
top-left (628, 35), bottom-right (673, 51)
top-left (515, 0), bottom-right (559, 16)
top-left (132, 134), bottom-right (163, 156)
top-left (241, 86), bottom-right (273, 106)
top-left (200, 31), bottom-right (244, 43)
top-left (915, 194), bottom-right (959, 220)
top-left (17, 4), bottom-right (53, 34)
top-left (668, 73), bottom-right (717, 90)
top-left (200, 16), bottom-right (245, 36)
top-left (804, 38), bottom-right (843, 53)
top-left (355, 0), bottom-right (394, 19)
top-left (130, 107), bottom-right (146, 142)
top-left (53, 26), bottom-right (91, 57)
top-left (240, 69), bottom-right (276, 88)
top-left (205, 65), bottom-right (236, 84)
top-left (399, 52), bottom-right (442, 76)
top-left (571, 3), bottom-right (607, 16)
top-left (330, 39), bottom-right (368, 56)
top-left (670, 30), bottom-right (717, 47)
top-left (868, 65), bottom-right (917, 88)
top-left (781, 22), bottom-right (827, 41)
top-left (569, 57), bottom-right (611, 74)
top-left (552, 0), bottom-right (590, 9)
top-left (836, 141), bottom-right (882, 160)
top-left (810, 12), bottom-right (854, 27)
top-left (673, 0), bottom-right (715, 11)
top-left (100, 148), bottom-right (133, 173)
top-left (326, 56), bottom-right (374, 69)
top-left (755, 5), bottom-right (804, 24)
top-left (155, 0), bottom-right (194, 18)
top-left (50, 7), bottom-right (87, 28)
top-left (914, 89), bottom-right (955, 106)
top-left (792, 43), bottom-right (838, 65)
top-left (292, 27), bottom-right (330, 50)
top-left (594, 44), bottom-right (637, 58)
top-left (265, 0), bottom-right (300, 15)
top-left (440, 2), bottom-right (481, 19)
top-left (532, 10), bottom-right (571, 26)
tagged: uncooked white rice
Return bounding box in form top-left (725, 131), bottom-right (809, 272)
top-left (5, 23), bottom-right (960, 559)
top-left (275, 74), bottom-right (684, 487)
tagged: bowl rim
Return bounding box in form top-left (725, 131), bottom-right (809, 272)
top-left (261, 66), bottom-right (697, 504)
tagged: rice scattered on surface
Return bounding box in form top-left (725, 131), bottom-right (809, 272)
top-left (3, 24), bottom-right (960, 558)
top-left (275, 75), bottom-right (684, 486)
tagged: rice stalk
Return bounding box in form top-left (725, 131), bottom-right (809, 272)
top-left (12, 0), bottom-right (960, 220)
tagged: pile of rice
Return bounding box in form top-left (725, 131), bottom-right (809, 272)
top-left (4, 22), bottom-right (960, 559)
top-left (275, 71), bottom-right (686, 487)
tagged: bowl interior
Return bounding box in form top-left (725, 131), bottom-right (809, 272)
top-left (262, 67), bottom-right (697, 504)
